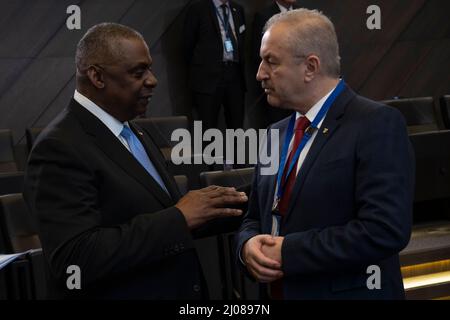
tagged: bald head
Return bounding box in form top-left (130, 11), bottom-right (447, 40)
top-left (264, 9), bottom-right (341, 78)
top-left (75, 23), bottom-right (145, 78)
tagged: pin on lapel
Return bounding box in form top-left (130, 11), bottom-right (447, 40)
top-left (322, 128), bottom-right (329, 135)
top-left (138, 131), bottom-right (144, 136)
top-left (305, 126), bottom-right (314, 135)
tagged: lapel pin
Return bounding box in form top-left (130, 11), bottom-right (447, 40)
top-left (322, 128), bottom-right (329, 135)
top-left (138, 131), bottom-right (144, 136)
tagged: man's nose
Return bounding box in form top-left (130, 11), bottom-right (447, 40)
top-left (145, 71), bottom-right (158, 88)
top-left (256, 61), bottom-right (267, 82)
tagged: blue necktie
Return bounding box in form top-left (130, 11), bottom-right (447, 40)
top-left (120, 125), bottom-right (169, 195)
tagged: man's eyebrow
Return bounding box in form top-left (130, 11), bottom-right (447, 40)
top-left (262, 52), bottom-right (277, 60)
top-left (128, 62), bottom-right (150, 71)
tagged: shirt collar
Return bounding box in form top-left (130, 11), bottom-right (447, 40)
top-left (276, 2), bottom-right (293, 13)
top-left (213, 0), bottom-right (230, 9)
top-left (74, 90), bottom-right (127, 138)
top-left (296, 85), bottom-right (336, 127)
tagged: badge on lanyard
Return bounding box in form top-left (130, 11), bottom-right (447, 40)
top-left (272, 197), bottom-right (280, 215)
top-left (269, 79), bottom-right (346, 237)
top-left (224, 38), bottom-right (234, 53)
top-left (215, 6), bottom-right (235, 54)
top-left (271, 198), bottom-right (281, 236)
top-left (271, 214), bottom-right (281, 237)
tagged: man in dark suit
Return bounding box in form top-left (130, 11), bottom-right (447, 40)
top-left (236, 9), bottom-right (415, 299)
top-left (183, 0), bottom-right (246, 131)
top-left (251, 1), bottom-right (299, 128)
top-left (24, 23), bottom-right (247, 299)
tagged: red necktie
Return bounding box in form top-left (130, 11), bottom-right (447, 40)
top-left (270, 116), bottom-right (310, 300)
top-left (278, 116), bottom-right (311, 216)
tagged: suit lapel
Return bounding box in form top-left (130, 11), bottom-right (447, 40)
top-left (284, 85), bottom-right (356, 221)
top-left (208, 0), bottom-right (222, 40)
top-left (261, 118), bottom-right (290, 226)
top-left (229, 2), bottom-right (241, 41)
top-left (70, 100), bottom-right (174, 208)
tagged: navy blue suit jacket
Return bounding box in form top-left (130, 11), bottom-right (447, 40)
top-left (236, 85), bottom-right (415, 299)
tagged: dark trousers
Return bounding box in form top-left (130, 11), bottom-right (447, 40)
top-left (193, 63), bottom-right (245, 131)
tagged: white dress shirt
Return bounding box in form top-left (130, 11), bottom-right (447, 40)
top-left (74, 90), bottom-right (170, 195)
top-left (291, 87), bottom-right (335, 175)
top-left (73, 90), bottom-right (131, 151)
top-left (272, 85), bottom-right (336, 204)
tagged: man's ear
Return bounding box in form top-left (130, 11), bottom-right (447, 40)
top-left (86, 66), bottom-right (105, 89)
top-left (304, 55), bottom-right (320, 82)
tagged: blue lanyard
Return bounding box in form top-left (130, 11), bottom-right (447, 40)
top-left (215, 5), bottom-right (233, 39)
top-left (275, 79), bottom-right (346, 202)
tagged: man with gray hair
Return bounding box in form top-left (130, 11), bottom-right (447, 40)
top-left (236, 9), bottom-right (414, 299)
top-left (24, 22), bottom-right (247, 299)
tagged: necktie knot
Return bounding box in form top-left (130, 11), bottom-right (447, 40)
top-left (221, 4), bottom-right (228, 16)
top-left (295, 116), bottom-right (310, 133)
top-left (119, 125), bottom-right (169, 195)
top-left (120, 125), bottom-right (133, 140)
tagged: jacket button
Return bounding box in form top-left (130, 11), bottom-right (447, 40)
top-left (193, 284), bottom-right (201, 292)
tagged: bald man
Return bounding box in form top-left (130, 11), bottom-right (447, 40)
top-left (24, 23), bottom-right (247, 299)
top-left (236, 9), bottom-right (414, 300)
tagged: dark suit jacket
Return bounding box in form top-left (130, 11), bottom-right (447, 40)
top-left (236, 85), bottom-right (415, 299)
top-left (24, 100), bottom-right (205, 299)
top-left (183, 0), bottom-right (246, 94)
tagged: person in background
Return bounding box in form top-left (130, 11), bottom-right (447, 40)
top-left (183, 0), bottom-right (247, 132)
